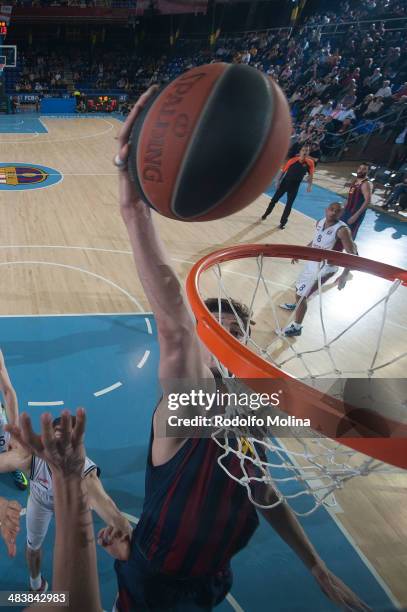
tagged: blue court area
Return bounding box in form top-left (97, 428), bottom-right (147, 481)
top-left (0, 314), bottom-right (397, 611)
top-left (265, 181), bottom-right (407, 269)
top-left (0, 115), bottom-right (48, 134)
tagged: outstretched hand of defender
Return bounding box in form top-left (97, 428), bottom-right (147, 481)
top-left (312, 562), bottom-right (370, 611)
top-left (6, 409), bottom-right (86, 479)
top-left (0, 497), bottom-right (21, 557)
top-left (115, 86), bottom-right (159, 222)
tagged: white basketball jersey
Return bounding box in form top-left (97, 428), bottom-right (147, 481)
top-left (29, 455), bottom-right (99, 508)
top-left (0, 403), bottom-right (10, 452)
top-left (312, 218), bottom-right (347, 250)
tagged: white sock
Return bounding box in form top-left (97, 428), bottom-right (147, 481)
top-left (293, 322), bottom-right (302, 330)
top-left (30, 574), bottom-right (42, 590)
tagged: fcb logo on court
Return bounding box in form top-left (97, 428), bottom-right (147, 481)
top-left (0, 163), bottom-right (63, 191)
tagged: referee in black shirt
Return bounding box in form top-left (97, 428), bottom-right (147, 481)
top-left (262, 145), bottom-right (315, 228)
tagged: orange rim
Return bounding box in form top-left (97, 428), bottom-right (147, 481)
top-left (186, 244), bottom-right (407, 469)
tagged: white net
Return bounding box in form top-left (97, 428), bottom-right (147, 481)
top-left (192, 249), bottom-right (407, 516)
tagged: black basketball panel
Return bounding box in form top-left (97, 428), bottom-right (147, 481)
top-left (171, 64), bottom-right (274, 219)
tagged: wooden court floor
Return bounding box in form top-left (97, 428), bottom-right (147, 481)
top-left (0, 116), bottom-right (406, 606)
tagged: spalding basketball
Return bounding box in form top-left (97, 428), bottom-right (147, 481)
top-left (128, 63), bottom-right (291, 222)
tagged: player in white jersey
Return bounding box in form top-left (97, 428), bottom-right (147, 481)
top-left (0, 349), bottom-right (28, 490)
top-left (280, 202), bottom-right (358, 337)
top-left (0, 414), bottom-right (131, 593)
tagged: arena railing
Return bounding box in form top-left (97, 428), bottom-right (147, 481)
top-left (320, 104), bottom-right (407, 161)
top-left (176, 15), bottom-right (407, 40)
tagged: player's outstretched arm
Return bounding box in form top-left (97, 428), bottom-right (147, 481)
top-left (0, 350), bottom-right (19, 427)
top-left (0, 496), bottom-right (21, 557)
top-left (85, 470), bottom-right (132, 540)
top-left (0, 445), bottom-right (29, 474)
top-left (336, 226), bottom-right (358, 290)
top-left (9, 410), bottom-right (102, 612)
top-left (116, 89), bottom-right (210, 388)
top-left (256, 485), bottom-right (370, 611)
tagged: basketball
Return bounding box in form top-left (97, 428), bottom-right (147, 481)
top-left (128, 63), bottom-right (291, 221)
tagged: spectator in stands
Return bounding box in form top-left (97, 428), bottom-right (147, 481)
top-left (340, 87), bottom-right (357, 109)
top-left (388, 125), bottom-right (407, 169)
top-left (375, 80), bottom-right (392, 98)
top-left (241, 49), bottom-right (251, 64)
top-left (393, 82), bottom-right (407, 100)
top-left (383, 175), bottom-right (407, 210)
top-left (359, 57), bottom-right (374, 81)
top-left (363, 96), bottom-right (385, 118)
top-left (332, 104), bottom-right (356, 124)
top-left (363, 67), bottom-right (383, 93)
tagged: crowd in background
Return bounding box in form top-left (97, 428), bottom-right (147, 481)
top-left (9, 0), bottom-right (407, 159)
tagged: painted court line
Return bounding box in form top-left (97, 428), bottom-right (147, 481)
top-left (0, 312), bottom-right (153, 318)
top-left (144, 317), bottom-right (152, 334)
top-left (325, 506), bottom-right (401, 609)
top-left (275, 438), bottom-right (400, 608)
top-left (226, 593), bottom-right (245, 612)
top-left (0, 260), bottom-right (144, 312)
top-left (137, 350), bottom-right (150, 369)
top-left (94, 382), bottom-right (123, 397)
top-left (28, 401), bottom-right (64, 407)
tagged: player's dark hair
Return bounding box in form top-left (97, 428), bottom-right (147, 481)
top-left (52, 415), bottom-right (77, 429)
top-left (205, 298), bottom-right (255, 328)
top-left (360, 161), bottom-right (370, 168)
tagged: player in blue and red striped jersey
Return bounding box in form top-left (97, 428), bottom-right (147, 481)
top-left (99, 88), bottom-right (369, 612)
top-left (341, 163), bottom-right (372, 240)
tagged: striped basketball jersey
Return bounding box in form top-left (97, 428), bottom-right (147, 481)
top-left (136, 434), bottom-right (259, 574)
top-left (115, 401), bottom-right (262, 607)
top-left (0, 403), bottom-right (10, 453)
top-left (344, 178), bottom-right (368, 217)
top-left (29, 455), bottom-right (99, 508)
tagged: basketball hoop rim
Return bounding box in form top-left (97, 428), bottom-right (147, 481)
top-left (186, 244), bottom-right (407, 469)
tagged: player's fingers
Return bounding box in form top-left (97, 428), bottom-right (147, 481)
top-left (118, 143), bottom-right (129, 164)
top-left (6, 508), bottom-right (21, 530)
top-left (20, 413), bottom-right (44, 454)
top-left (118, 86), bottom-right (158, 147)
top-left (4, 424), bottom-right (27, 449)
top-left (72, 407), bottom-right (86, 447)
top-left (59, 410), bottom-right (73, 448)
top-left (97, 525), bottom-right (114, 546)
top-left (6, 539), bottom-right (17, 558)
top-left (40, 413), bottom-right (55, 449)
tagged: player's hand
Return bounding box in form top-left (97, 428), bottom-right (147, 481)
top-left (337, 273), bottom-right (349, 290)
top-left (97, 526), bottom-right (131, 561)
top-left (306, 185), bottom-right (312, 193)
top-left (115, 86), bottom-right (159, 223)
top-left (0, 497), bottom-right (21, 557)
top-left (6, 409), bottom-right (86, 480)
top-left (347, 214), bottom-right (358, 225)
top-left (113, 514), bottom-right (132, 541)
top-left (311, 562), bottom-right (370, 611)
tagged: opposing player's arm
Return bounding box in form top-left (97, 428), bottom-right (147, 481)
top-left (0, 446), bottom-right (30, 473)
top-left (85, 469), bottom-right (132, 539)
top-left (0, 496), bottom-right (21, 557)
top-left (336, 226), bottom-right (358, 289)
top-left (0, 350), bottom-right (19, 427)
